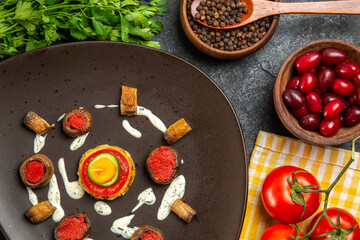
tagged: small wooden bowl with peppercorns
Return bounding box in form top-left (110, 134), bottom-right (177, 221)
top-left (180, 0), bottom-right (280, 59)
top-left (274, 39), bottom-right (360, 146)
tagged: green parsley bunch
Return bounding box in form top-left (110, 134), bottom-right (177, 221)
top-left (0, 0), bottom-right (169, 59)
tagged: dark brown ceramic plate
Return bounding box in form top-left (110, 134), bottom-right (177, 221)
top-left (0, 42), bottom-right (247, 240)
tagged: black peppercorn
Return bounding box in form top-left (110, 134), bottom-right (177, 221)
top-left (186, 0), bottom-right (273, 52)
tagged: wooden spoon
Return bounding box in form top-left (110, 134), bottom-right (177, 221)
top-left (191, 0), bottom-right (360, 30)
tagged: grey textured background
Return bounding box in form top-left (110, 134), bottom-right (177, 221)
top-left (154, 0), bottom-right (360, 159)
top-left (1, 0), bottom-right (360, 239)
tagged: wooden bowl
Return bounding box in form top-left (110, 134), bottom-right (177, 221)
top-left (274, 39), bottom-right (360, 146)
top-left (179, 0), bottom-right (280, 60)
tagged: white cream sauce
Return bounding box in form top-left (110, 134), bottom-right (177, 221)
top-left (94, 104), bottom-right (119, 109)
top-left (122, 120), bottom-right (142, 138)
top-left (48, 113), bottom-right (64, 128)
top-left (111, 215), bottom-right (139, 239)
top-left (27, 187), bottom-right (38, 206)
top-left (58, 158), bottom-right (85, 200)
top-left (131, 187), bottom-right (156, 213)
top-left (70, 132), bottom-right (89, 151)
top-left (34, 133), bottom-right (47, 153)
top-left (137, 106), bottom-right (167, 132)
top-left (157, 175), bottom-right (186, 221)
top-left (94, 201), bottom-right (112, 216)
top-left (57, 113), bottom-right (65, 122)
top-left (48, 175), bottom-right (65, 222)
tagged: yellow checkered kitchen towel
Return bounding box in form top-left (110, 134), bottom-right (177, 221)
top-left (239, 131), bottom-right (360, 240)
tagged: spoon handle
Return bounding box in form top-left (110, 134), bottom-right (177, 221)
top-left (260, 1), bottom-right (360, 16)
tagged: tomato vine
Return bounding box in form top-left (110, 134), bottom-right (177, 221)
top-left (290, 137), bottom-right (360, 240)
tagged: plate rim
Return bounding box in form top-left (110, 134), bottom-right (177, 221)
top-left (0, 41), bottom-right (248, 240)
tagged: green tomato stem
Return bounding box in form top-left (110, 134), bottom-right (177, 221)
top-left (324, 157), bottom-right (354, 195)
top-left (298, 137), bottom-right (359, 239)
top-left (301, 214), bottom-right (324, 238)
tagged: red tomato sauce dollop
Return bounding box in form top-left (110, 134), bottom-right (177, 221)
top-left (147, 146), bottom-right (175, 181)
top-left (24, 161), bottom-right (45, 183)
top-left (57, 215), bottom-right (87, 240)
top-left (66, 113), bottom-right (87, 129)
top-left (140, 231), bottom-right (163, 240)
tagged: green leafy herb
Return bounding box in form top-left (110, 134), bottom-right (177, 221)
top-left (0, 0), bottom-right (169, 59)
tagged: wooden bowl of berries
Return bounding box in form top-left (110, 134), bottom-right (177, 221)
top-left (274, 39), bottom-right (360, 146)
top-left (180, 0), bottom-right (280, 59)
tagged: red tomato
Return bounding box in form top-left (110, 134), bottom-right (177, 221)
top-left (261, 166), bottom-right (321, 224)
top-left (261, 224), bottom-right (304, 240)
top-left (308, 208), bottom-right (360, 240)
